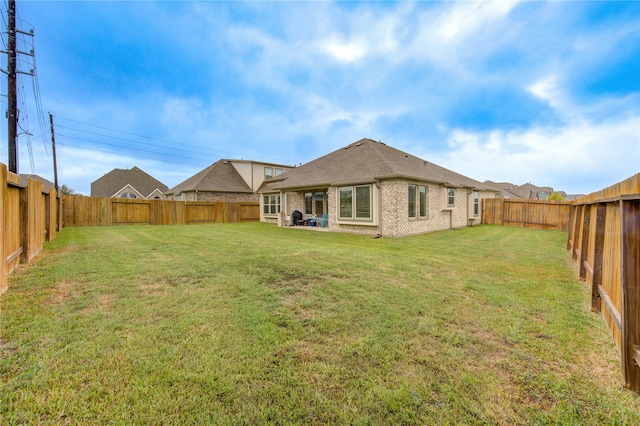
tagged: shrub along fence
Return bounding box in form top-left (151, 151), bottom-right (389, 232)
top-left (1, 163), bottom-right (60, 296)
top-left (62, 196), bottom-right (260, 226)
top-left (482, 198), bottom-right (572, 230)
top-left (567, 173), bottom-right (639, 392)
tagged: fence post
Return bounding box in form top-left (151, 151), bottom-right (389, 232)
top-left (621, 198), bottom-right (640, 392)
top-left (566, 204), bottom-right (575, 250)
top-left (591, 203), bottom-right (606, 312)
top-left (0, 164), bottom-right (6, 295)
top-left (579, 205), bottom-right (591, 279)
top-left (573, 205), bottom-right (583, 260)
top-left (18, 181), bottom-right (28, 263)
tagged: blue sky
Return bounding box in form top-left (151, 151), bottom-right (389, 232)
top-left (0, 0), bottom-right (638, 195)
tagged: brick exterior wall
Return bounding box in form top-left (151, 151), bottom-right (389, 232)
top-left (261, 182), bottom-right (495, 237)
top-left (179, 191), bottom-right (258, 203)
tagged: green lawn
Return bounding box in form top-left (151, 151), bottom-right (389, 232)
top-left (1, 223), bottom-right (638, 424)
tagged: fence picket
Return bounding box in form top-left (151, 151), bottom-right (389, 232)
top-left (568, 173), bottom-right (640, 392)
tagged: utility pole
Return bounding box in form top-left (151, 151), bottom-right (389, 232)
top-left (49, 113), bottom-right (58, 195)
top-left (7, 0), bottom-right (17, 173)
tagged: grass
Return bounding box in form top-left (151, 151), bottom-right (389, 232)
top-left (1, 223), bottom-right (638, 424)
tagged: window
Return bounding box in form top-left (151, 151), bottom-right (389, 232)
top-left (409, 185), bottom-right (428, 218)
top-left (263, 194), bottom-right (280, 215)
top-left (447, 188), bottom-right (455, 206)
top-left (264, 167), bottom-right (273, 179)
top-left (473, 191), bottom-right (479, 216)
top-left (314, 192), bottom-right (325, 215)
top-left (408, 185), bottom-right (417, 218)
top-left (304, 192), bottom-right (313, 215)
top-left (355, 186), bottom-right (370, 218)
top-left (339, 185), bottom-right (371, 220)
top-left (419, 186), bottom-right (428, 217)
top-left (339, 187), bottom-right (352, 218)
top-left (305, 191), bottom-right (327, 215)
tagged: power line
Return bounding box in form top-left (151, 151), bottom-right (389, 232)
top-left (56, 124), bottom-right (216, 157)
top-left (54, 116), bottom-right (247, 158)
top-left (56, 133), bottom-right (220, 165)
top-left (57, 141), bottom-right (214, 169)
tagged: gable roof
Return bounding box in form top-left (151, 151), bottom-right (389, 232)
top-left (262, 138), bottom-right (492, 191)
top-left (19, 174), bottom-right (56, 193)
top-left (483, 180), bottom-right (556, 199)
top-left (91, 166), bottom-right (168, 198)
top-left (166, 160), bottom-right (253, 195)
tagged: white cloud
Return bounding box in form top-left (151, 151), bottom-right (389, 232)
top-left (323, 39), bottom-right (367, 63)
top-left (435, 0), bottom-right (519, 43)
top-left (430, 115), bottom-right (639, 194)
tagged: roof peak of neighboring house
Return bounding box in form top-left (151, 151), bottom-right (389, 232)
top-left (482, 180), bottom-right (557, 199)
top-left (221, 159), bottom-right (294, 168)
top-left (19, 173), bottom-right (56, 193)
top-left (91, 166), bottom-right (168, 198)
top-left (166, 159), bottom-right (253, 195)
top-left (262, 138), bottom-right (495, 192)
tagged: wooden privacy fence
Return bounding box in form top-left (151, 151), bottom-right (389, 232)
top-left (62, 195), bottom-right (260, 227)
top-left (1, 163), bottom-right (60, 296)
top-left (567, 173), bottom-right (639, 392)
top-left (482, 198), bottom-right (572, 230)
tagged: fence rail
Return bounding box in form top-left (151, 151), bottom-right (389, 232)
top-left (1, 163), bottom-right (59, 296)
top-left (567, 173), bottom-right (639, 392)
top-left (62, 196), bottom-right (260, 227)
top-left (482, 198), bottom-right (572, 230)
top-left (1, 160), bottom-right (260, 295)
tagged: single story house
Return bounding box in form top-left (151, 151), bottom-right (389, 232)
top-left (259, 138), bottom-right (498, 238)
top-left (91, 166), bottom-right (168, 199)
top-left (483, 180), bottom-right (566, 200)
top-left (165, 159), bottom-right (293, 202)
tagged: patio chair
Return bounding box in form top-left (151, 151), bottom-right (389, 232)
top-left (317, 213), bottom-right (328, 228)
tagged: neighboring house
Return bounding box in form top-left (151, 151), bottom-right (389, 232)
top-left (165, 159), bottom-right (293, 202)
top-left (484, 180), bottom-right (557, 200)
top-left (259, 138), bottom-right (498, 238)
top-left (19, 174), bottom-right (56, 193)
top-left (91, 166), bottom-right (169, 199)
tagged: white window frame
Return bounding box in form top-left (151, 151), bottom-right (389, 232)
top-left (338, 184), bottom-right (372, 222)
top-left (473, 191), bottom-right (479, 216)
top-left (447, 188), bottom-right (455, 207)
top-left (263, 193), bottom-right (281, 216)
top-left (408, 184), bottom-right (428, 219)
top-left (264, 167), bottom-right (273, 180)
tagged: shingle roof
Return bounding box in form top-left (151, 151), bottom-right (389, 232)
top-left (483, 180), bottom-right (555, 199)
top-left (166, 160), bottom-right (253, 195)
top-left (91, 167), bottom-right (168, 198)
top-left (19, 174), bottom-right (56, 193)
top-left (262, 138), bottom-right (492, 191)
